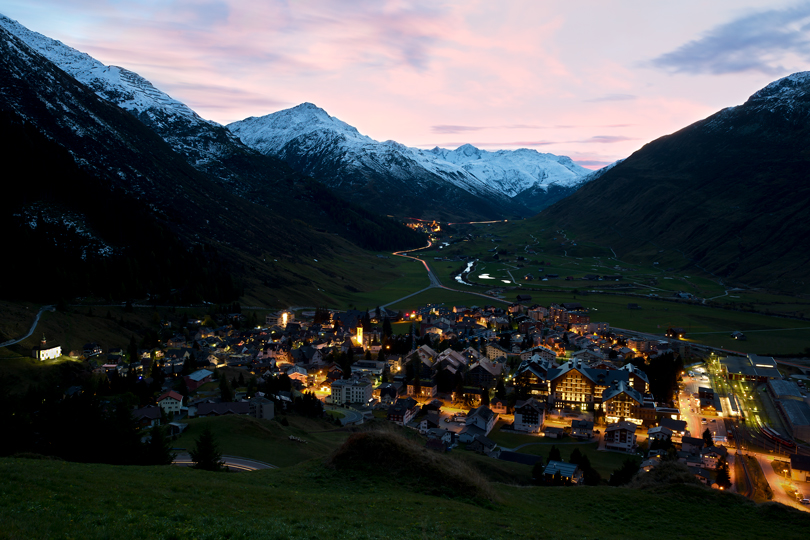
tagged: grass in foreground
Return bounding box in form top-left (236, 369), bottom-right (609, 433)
top-left (1, 454), bottom-right (808, 540)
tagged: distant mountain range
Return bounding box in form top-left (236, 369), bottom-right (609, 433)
top-left (539, 72), bottom-right (810, 291)
top-left (0, 13), bottom-right (594, 221)
top-left (228, 104), bottom-right (591, 218)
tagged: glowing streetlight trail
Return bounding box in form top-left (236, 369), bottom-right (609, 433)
top-left (446, 219), bottom-right (509, 225)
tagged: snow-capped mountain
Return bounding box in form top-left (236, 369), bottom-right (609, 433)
top-left (228, 103), bottom-right (532, 220)
top-left (1, 13), bottom-right (590, 220)
top-left (0, 14), bottom-right (240, 167)
top-left (427, 144), bottom-right (589, 198)
top-left (228, 103), bottom-right (592, 215)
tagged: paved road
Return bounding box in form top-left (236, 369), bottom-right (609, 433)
top-left (754, 453), bottom-right (809, 511)
top-left (325, 405), bottom-right (364, 426)
top-left (173, 452), bottom-right (277, 472)
top-left (0, 305), bottom-right (55, 348)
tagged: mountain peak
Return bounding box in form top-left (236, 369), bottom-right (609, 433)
top-left (747, 71), bottom-right (810, 105)
top-left (291, 102), bottom-right (328, 114)
top-left (455, 143), bottom-right (482, 157)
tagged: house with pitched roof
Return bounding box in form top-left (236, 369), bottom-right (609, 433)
top-left (602, 381), bottom-right (644, 424)
top-left (458, 405), bottom-right (498, 443)
top-left (157, 390), bottom-right (184, 416)
top-left (513, 398), bottom-right (546, 433)
top-left (543, 460), bottom-right (582, 484)
top-left (387, 397), bottom-right (419, 426)
top-left (132, 406), bottom-right (162, 428)
top-left (196, 401), bottom-right (250, 417)
top-left (467, 360), bottom-right (503, 388)
top-left (571, 419), bottom-right (594, 439)
top-left (513, 357), bottom-right (555, 399)
top-left (184, 369), bottom-right (213, 392)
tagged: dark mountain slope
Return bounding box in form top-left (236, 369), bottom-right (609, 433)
top-left (539, 73), bottom-right (810, 291)
top-left (0, 26), bottom-right (422, 303)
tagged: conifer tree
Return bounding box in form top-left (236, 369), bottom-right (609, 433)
top-left (146, 424), bottom-right (176, 465)
top-left (190, 427), bottom-right (225, 471)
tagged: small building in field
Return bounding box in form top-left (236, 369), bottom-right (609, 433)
top-left (543, 460), bottom-right (582, 484)
top-left (32, 334), bottom-right (61, 361)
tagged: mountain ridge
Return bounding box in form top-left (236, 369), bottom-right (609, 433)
top-left (228, 103), bottom-right (593, 216)
top-left (537, 71), bottom-right (810, 292)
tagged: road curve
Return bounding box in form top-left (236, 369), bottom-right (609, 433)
top-left (0, 305), bottom-right (56, 348)
top-left (173, 452), bottom-right (277, 472)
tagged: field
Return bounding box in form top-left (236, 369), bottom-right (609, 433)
top-left (173, 415), bottom-right (349, 468)
top-left (1, 454), bottom-right (807, 539)
top-left (387, 288), bottom-right (508, 311)
top-left (0, 300), bottom-right (148, 359)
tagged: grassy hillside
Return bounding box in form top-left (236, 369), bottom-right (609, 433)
top-left (173, 415), bottom-right (349, 468)
top-left (1, 454), bottom-right (807, 540)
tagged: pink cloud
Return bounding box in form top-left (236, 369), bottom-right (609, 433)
top-left (2, 0), bottom-right (781, 167)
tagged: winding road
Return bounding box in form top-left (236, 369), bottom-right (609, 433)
top-left (386, 242), bottom-right (510, 308)
top-left (0, 304), bottom-right (55, 348)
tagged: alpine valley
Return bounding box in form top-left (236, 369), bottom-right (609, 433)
top-left (4, 10), bottom-right (810, 540)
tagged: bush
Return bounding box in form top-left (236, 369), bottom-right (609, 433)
top-left (327, 430), bottom-right (497, 502)
top-left (627, 461), bottom-right (704, 490)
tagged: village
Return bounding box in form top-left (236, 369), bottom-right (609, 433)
top-left (31, 298), bottom-right (810, 499)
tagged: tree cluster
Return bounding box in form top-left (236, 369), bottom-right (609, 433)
top-left (627, 352), bottom-right (683, 404)
top-left (568, 448), bottom-right (602, 486)
top-left (293, 392), bottom-right (323, 417)
top-left (1, 387), bottom-right (174, 466)
top-left (609, 458), bottom-right (641, 486)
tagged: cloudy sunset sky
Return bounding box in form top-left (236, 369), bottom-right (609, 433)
top-left (2, 0), bottom-right (809, 168)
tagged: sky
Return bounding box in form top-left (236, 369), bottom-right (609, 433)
top-left (2, 1), bottom-right (810, 168)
